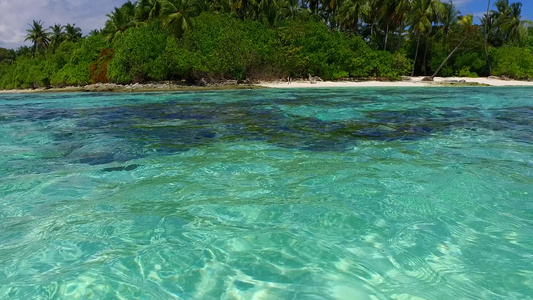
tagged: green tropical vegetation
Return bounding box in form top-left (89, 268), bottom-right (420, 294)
top-left (0, 0), bottom-right (532, 89)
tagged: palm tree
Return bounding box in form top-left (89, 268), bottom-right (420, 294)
top-left (408, 0), bottom-right (444, 76)
top-left (363, 0), bottom-right (382, 37)
top-left (89, 29), bottom-right (101, 37)
top-left (307, 0), bottom-right (320, 14)
top-left (392, 0), bottom-right (411, 50)
top-left (209, 0), bottom-right (230, 13)
top-left (483, 0), bottom-right (492, 74)
top-left (160, 0), bottom-right (197, 38)
top-left (8, 49), bottom-right (17, 64)
top-left (210, 0), bottom-right (231, 13)
top-left (481, 10), bottom-right (502, 46)
top-left (279, 0), bottom-right (300, 20)
top-left (490, 0), bottom-right (529, 47)
top-left (229, 0), bottom-right (256, 19)
top-left (135, 0), bottom-right (163, 22)
top-left (439, 1), bottom-right (460, 36)
top-left (379, 0), bottom-right (409, 50)
top-left (492, 0), bottom-right (511, 42)
top-left (16, 46), bottom-right (33, 57)
top-left (0, 47), bottom-right (15, 64)
top-left (64, 24), bottom-right (82, 42)
top-left (378, 0), bottom-right (393, 50)
top-left (319, 0), bottom-right (333, 27)
top-left (49, 24), bottom-right (65, 50)
top-left (325, 0), bottom-right (344, 28)
top-left (104, 2), bottom-right (137, 42)
top-left (431, 14), bottom-right (474, 79)
top-left (121, 0), bottom-right (137, 18)
top-left (194, 0), bottom-right (212, 14)
top-left (337, 0), bottom-right (369, 33)
top-left (259, 0), bottom-right (280, 26)
top-left (25, 20), bottom-right (50, 56)
top-left (498, 1), bottom-right (524, 45)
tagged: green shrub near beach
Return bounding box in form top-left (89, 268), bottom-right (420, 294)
top-left (53, 35), bottom-right (106, 86)
top-left (0, 56), bottom-right (48, 89)
top-left (182, 14), bottom-right (276, 80)
top-left (87, 14), bottom-right (412, 85)
top-left (491, 47), bottom-right (533, 79)
top-left (108, 22), bottom-right (169, 83)
top-left (0, 35), bottom-right (106, 89)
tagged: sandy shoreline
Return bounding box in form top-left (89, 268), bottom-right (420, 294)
top-left (1, 77), bottom-right (532, 94)
top-left (259, 76), bottom-right (533, 88)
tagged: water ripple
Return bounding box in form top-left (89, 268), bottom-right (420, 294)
top-left (1, 88), bottom-right (532, 299)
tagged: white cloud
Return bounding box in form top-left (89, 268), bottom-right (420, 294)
top-left (0, 0), bottom-right (128, 49)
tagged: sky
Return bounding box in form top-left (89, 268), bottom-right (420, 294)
top-left (0, 0), bottom-right (532, 49)
top-left (0, 0), bottom-right (126, 49)
top-left (457, 0), bottom-right (532, 22)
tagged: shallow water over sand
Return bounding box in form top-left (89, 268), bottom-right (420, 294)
top-left (1, 88), bottom-right (532, 299)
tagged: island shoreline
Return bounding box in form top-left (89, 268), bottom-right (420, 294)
top-left (1, 77), bottom-right (533, 94)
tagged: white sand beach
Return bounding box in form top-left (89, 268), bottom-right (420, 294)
top-left (259, 76), bottom-right (533, 88)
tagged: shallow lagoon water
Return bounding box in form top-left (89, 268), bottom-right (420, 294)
top-left (0, 88), bottom-right (532, 299)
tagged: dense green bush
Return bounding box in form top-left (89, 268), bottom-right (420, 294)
top-left (103, 14), bottom-right (412, 82)
top-left (52, 35), bottom-right (106, 86)
top-left (0, 48), bottom-right (14, 64)
top-left (413, 28), bottom-right (487, 77)
top-left (101, 13), bottom-right (413, 82)
top-left (181, 13), bottom-right (276, 80)
top-left (491, 47), bottom-right (533, 79)
top-left (0, 35), bottom-right (106, 89)
top-left (273, 21), bottom-right (410, 79)
top-left (108, 23), bottom-right (170, 83)
top-left (453, 53), bottom-right (485, 77)
top-left (162, 37), bottom-right (202, 81)
top-left (0, 56), bottom-right (48, 89)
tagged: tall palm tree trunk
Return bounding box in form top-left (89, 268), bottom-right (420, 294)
top-left (484, 0), bottom-right (492, 75)
top-left (422, 36), bottom-right (430, 75)
top-left (353, 12), bottom-right (360, 33)
top-left (397, 17), bottom-right (404, 51)
top-left (411, 32), bottom-right (421, 76)
top-left (431, 35), bottom-right (467, 79)
top-left (384, 24), bottom-right (389, 50)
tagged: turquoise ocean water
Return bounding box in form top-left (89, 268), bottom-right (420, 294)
top-left (0, 88), bottom-right (532, 299)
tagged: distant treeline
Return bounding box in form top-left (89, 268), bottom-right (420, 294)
top-left (1, 0), bottom-right (532, 89)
